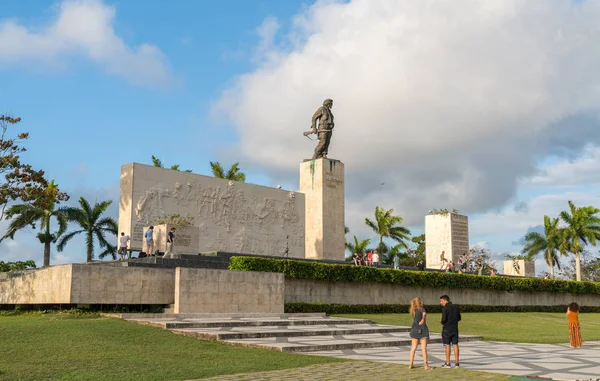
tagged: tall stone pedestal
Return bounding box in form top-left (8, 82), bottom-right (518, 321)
top-left (299, 159), bottom-right (345, 261)
top-left (425, 213), bottom-right (469, 269)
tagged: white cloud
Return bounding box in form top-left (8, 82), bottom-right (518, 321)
top-left (215, 0), bottom-right (600, 226)
top-left (471, 190), bottom-right (600, 237)
top-left (0, 0), bottom-right (172, 87)
top-left (526, 145), bottom-right (600, 187)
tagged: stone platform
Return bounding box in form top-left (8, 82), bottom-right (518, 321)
top-left (118, 313), bottom-right (482, 353)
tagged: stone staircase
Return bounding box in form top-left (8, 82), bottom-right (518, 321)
top-left (118, 313), bottom-right (482, 353)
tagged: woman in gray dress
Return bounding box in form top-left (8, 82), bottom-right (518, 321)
top-left (408, 297), bottom-right (432, 370)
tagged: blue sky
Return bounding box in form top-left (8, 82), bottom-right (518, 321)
top-left (2, 0), bottom-right (600, 274)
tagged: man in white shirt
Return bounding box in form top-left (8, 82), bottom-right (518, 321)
top-left (373, 250), bottom-right (380, 267)
top-left (118, 232), bottom-right (130, 261)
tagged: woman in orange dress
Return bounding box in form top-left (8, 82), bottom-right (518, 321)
top-left (566, 302), bottom-right (582, 348)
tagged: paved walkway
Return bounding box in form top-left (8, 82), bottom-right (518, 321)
top-left (195, 362), bottom-right (514, 381)
top-left (309, 340), bottom-right (600, 381)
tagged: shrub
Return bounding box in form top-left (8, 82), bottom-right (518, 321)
top-left (285, 303), bottom-right (600, 314)
top-left (229, 256), bottom-right (600, 295)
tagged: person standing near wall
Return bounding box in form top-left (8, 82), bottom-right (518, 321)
top-left (164, 227), bottom-right (176, 259)
top-left (372, 250), bottom-right (380, 267)
top-left (118, 232), bottom-right (130, 261)
top-left (393, 253), bottom-right (400, 270)
top-left (440, 295), bottom-right (461, 368)
top-left (145, 226), bottom-right (154, 256)
top-left (567, 302), bottom-right (583, 348)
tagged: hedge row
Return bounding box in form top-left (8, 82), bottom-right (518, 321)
top-left (285, 303), bottom-right (600, 314)
top-left (229, 256), bottom-right (600, 295)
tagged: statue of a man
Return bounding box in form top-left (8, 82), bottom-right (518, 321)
top-left (308, 98), bottom-right (335, 159)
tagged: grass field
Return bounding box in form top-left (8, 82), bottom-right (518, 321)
top-left (334, 312), bottom-right (600, 344)
top-left (0, 313), bottom-right (341, 381)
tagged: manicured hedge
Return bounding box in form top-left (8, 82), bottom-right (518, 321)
top-left (229, 256), bottom-right (600, 295)
top-left (285, 303), bottom-right (600, 314)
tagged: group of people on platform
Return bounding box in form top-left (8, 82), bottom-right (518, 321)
top-left (116, 226), bottom-right (177, 260)
top-left (352, 250), bottom-right (381, 267)
top-left (407, 296), bottom-right (584, 370)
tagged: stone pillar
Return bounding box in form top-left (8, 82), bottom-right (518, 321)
top-left (425, 213), bottom-right (469, 270)
top-left (299, 159), bottom-right (345, 261)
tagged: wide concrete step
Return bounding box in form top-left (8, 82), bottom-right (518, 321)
top-left (170, 324), bottom-right (410, 340)
top-left (223, 332), bottom-right (483, 352)
top-left (118, 312), bottom-right (326, 319)
top-left (156, 318), bottom-right (371, 329)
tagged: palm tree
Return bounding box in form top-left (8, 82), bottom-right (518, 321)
top-left (521, 216), bottom-right (563, 279)
top-left (210, 161), bottom-right (246, 182)
top-left (365, 206), bottom-right (411, 253)
top-left (384, 243), bottom-right (406, 265)
top-left (345, 236), bottom-right (371, 256)
top-left (151, 155), bottom-right (192, 172)
top-left (1, 180), bottom-right (67, 267)
top-left (558, 201), bottom-right (600, 281)
top-left (57, 197), bottom-right (118, 262)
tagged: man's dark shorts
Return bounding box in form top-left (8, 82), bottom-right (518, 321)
top-left (442, 330), bottom-right (459, 346)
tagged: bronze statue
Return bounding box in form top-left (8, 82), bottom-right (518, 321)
top-left (304, 98), bottom-right (334, 159)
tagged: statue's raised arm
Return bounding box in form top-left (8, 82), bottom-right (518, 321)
top-left (304, 98), bottom-right (334, 159)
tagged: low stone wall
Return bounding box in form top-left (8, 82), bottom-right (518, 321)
top-left (0, 264), bottom-right (175, 305)
top-left (70, 265), bottom-right (175, 304)
top-left (285, 278), bottom-right (600, 307)
top-left (174, 268), bottom-right (284, 313)
top-left (0, 265), bottom-right (73, 304)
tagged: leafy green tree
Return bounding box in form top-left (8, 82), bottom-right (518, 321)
top-left (210, 161), bottom-right (246, 182)
top-left (468, 245), bottom-right (497, 275)
top-left (1, 180), bottom-right (68, 267)
top-left (151, 155), bottom-right (192, 172)
top-left (558, 201), bottom-right (600, 281)
top-left (0, 260), bottom-right (36, 272)
top-left (365, 206), bottom-right (411, 254)
top-left (560, 250), bottom-right (600, 282)
top-left (345, 236), bottom-right (371, 256)
top-left (0, 115), bottom-right (63, 219)
top-left (521, 216), bottom-right (563, 279)
top-left (57, 197), bottom-right (118, 262)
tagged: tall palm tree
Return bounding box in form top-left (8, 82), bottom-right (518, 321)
top-left (1, 180), bottom-right (67, 267)
top-left (57, 197), bottom-right (118, 262)
top-left (210, 161), bottom-right (246, 182)
top-left (521, 216), bottom-right (563, 279)
top-left (558, 201), bottom-right (600, 281)
top-left (345, 236), bottom-right (371, 255)
top-left (365, 206), bottom-right (411, 253)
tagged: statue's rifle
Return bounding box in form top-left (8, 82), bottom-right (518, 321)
top-left (303, 127), bottom-right (333, 140)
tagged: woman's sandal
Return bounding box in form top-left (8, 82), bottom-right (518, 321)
top-left (424, 365), bottom-right (433, 370)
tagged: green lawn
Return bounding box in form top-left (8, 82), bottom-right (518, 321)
top-left (334, 312), bottom-right (600, 344)
top-left (0, 313), bottom-right (341, 381)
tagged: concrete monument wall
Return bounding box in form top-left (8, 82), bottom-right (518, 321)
top-left (504, 260), bottom-right (536, 277)
top-left (299, 159), bottom-right (345, 261)
top-left (425, 213), bottom-right (469, 269)
top-left (120, 163), bottom-right (305, 258)
top-left (173, 268), bottom-right (284, 313)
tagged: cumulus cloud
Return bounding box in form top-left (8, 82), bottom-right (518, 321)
top-left (526, 145), bottom-right (600, 187)
top-left (215, 0), bottom-right (600, 228)
top-left (471, 191), bottom-right (600, 237)
top-left (0, 0), bottom-right (172, 87)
